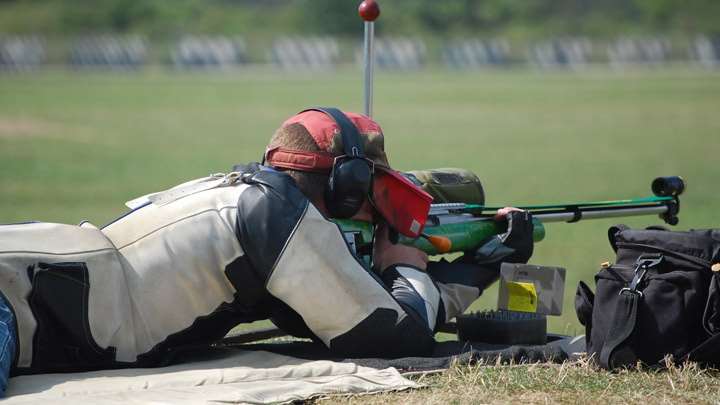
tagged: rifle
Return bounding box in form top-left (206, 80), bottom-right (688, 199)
top-left (336, 175), bottom-right (684, 261)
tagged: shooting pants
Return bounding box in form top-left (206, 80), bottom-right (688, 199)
top-left (0, 294), bottom-right (16, 396)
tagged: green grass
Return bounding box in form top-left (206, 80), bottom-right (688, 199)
top-left (1, 67), bottom-right (719, 335)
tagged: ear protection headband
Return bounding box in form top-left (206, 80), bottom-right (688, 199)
top-left (265, 107), bottom-right (374, 219)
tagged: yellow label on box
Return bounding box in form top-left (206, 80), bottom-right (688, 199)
top-left (506, 281), bottom-right (538, 313)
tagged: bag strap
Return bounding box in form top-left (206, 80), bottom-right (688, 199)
top-left (599, 290), bottom-right (640, 369)
top-left (598, 254), bottom-right (664, 369)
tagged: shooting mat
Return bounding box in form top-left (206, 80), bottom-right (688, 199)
top-left (223, 335), bottom-right (582, 372)
top-left (3, 349), bottom-right (419, 404)
top-left (2, 336), bottom-right (583, 404)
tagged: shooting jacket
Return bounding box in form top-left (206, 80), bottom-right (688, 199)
top-left (0, 168), bottom-right (488, 375)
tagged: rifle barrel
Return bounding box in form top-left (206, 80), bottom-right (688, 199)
top-left (533, 204), bottom-right (669, 223)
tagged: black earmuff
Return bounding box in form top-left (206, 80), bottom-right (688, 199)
top-left (305, 107), bottom-right (373, 218)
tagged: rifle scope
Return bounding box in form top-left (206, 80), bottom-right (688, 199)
top-left (651, 176), bottom-right (685, 197)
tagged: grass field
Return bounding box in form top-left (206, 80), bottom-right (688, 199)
top-left (326, 358), bottom-right (720, 404)
top-left (1, 67), bottom-right (720, 401)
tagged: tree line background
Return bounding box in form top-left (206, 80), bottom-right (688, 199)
top-left (0, 0), bottom-right (718, 40)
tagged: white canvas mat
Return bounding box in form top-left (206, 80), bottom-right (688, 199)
top-left (4, 349), bottom-right (420, 404)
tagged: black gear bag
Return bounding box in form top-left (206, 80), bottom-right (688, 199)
top-left (575, 225), bottom-right (720, 369)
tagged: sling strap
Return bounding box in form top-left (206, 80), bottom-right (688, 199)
top-left (598, 254), bottom-right (663, 369)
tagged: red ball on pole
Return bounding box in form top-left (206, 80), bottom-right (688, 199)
top-left (358, 0), bottom-right (380, 22)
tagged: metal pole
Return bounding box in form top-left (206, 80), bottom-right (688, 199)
top-left (359, 0), bottom-right (380, 117)
top-left (363, 21), bottom-right (375, 117)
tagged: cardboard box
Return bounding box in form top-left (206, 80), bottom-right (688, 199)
top-left (497, 263), bottom-right (566, 316)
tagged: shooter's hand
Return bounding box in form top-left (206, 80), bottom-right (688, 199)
top-left (463, 207), bottom-right (534, 270)
top-left (493, 207), bottom-right (534, 264)
top-left (373, 222), bottom-right (428, 272)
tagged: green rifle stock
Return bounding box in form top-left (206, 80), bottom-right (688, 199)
top-left (337, 216), bottom-right (545, 256)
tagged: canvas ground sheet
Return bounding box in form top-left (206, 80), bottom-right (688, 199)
top-left (3, 350), bottom-right (419, 404)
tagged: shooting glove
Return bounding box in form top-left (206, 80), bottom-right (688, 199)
top-left (465, 210), bottom-right (535, 270)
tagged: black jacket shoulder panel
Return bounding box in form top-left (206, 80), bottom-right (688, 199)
top-left (236, 170), bottom-right (309, 282)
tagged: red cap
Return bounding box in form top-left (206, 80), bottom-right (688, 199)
top-left (266, 109), bottom-right (388, 172)
top-left (282, 110), bottom-right (383, 153)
